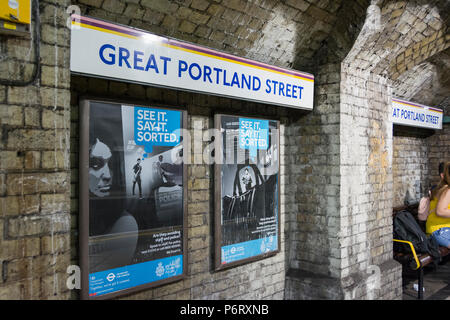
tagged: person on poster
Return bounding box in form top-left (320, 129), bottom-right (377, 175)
top-left (89, 138), bottom-right (113, 198)
top-left (241, 168), bottom-right (253, 192)
top-left (132, 158), bottom-right (143, 199)
top-left (156, 155), bottom-right (168, 185)
top-left (129, 151), bottom-right (183, 236)
top-left (88, 124), bottom-right (138, 273)
top-left (154, 154), bottom-right (180, 187)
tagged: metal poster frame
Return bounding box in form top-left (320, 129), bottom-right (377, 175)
top-left (214, 114), bottom-right (281, 271)
top-left (79, 98), bottom-right (188, 299)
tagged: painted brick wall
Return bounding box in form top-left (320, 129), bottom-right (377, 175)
top-left (285, 62), bottom-right (341, 277)
top-left (338, 67), bottom-right (402, 300)
top-left (391, 123), bottom-right (450, 209)
top-left (0, 0), bottom-right (72, 299)
top-left (392, 136), bottom-right (430, 207)
top-left (285, 64), bottom-right (403, 301)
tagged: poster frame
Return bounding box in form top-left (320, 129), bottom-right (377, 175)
top-left (214, 114), bottom-right (281, 271)
top-left (79, 97), bottom-right (188, 300)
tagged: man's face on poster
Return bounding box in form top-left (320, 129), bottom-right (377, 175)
top-left (89, 138), bottom-right (113, 197)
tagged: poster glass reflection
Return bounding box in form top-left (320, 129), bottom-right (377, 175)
top-left (215, 115), bottom-right (280, 270)
top-left (80, 100), bottom-right (186, 299)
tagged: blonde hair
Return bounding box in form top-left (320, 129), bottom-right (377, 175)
top-left (431, 161), bottom-right (450, 202)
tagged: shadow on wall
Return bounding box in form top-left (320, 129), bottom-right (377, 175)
top-left (293, 0), bottom-right (371, 70)
top-left (402, 183), bottom-right (419, 206)
top-left (400, 178), bottom-right (431, 206)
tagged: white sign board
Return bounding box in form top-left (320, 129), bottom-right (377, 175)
top-left (391, 98), bottom-right (443, 130)
top-left (70, 15), bottom-right (314, 110)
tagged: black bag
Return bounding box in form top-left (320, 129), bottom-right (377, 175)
top-left (393, 210), bottom-right (441, 266)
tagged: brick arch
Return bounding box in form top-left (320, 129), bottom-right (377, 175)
top-left (392, 60), bottom-right (438, 100)
top-left (307, 0), bottom-right (370, 67)
top-left (389, 28), bottom-right (448, 80)
top-left (393, 47), bottom-right (450, 111)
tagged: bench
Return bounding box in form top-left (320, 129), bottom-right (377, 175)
top-left (392, 204), bottom-right (450, 299)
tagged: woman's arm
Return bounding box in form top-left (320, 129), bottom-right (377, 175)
top-left (436, 188), bottom-right (450, 218)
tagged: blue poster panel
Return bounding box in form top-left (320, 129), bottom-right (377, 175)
top-left (86, 102), bottom-right (184, 298)
top-left (218, 115), bottom-right (279, 268)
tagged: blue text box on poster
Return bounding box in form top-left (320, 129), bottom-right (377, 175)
top-left (239, 118), bottom-right (269, 158)
top-left (134, 107), bottom-right (181, 157)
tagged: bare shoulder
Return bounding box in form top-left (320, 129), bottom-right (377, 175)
top-left (442, 187), bottom-right (450, 199)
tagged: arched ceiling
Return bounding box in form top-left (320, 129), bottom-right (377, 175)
top-left (338, 0), bottom-right (449, 111)
top-left (393, 47), bottom-right (450, 114)
top-left (75, 0), bottom-right (448, 110)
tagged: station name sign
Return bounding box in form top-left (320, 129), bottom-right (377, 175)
top-left (390, 98), bottom-right (443, 130)
top-left (70, 15), bottom-right (314, 110)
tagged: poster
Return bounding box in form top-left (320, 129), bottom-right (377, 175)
top-left (215, 115), bottom-right (279, 269)
top-left (81, 100), bottom-right (186, 299)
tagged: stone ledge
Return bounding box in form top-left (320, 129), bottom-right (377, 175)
top-left (285, 268), bottom-right (343, 300)
top-left (285, 259), bottom-right (402, 300)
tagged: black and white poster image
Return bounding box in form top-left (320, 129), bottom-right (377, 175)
top-left (86, 101), bottom-right (184, 298)
top-left (218, 115), bottom-right (279, 266)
